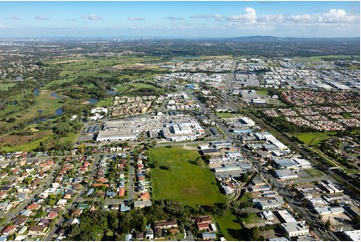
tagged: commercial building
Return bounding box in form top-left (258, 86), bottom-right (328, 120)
top-left (343, 230), bottom-right (361, 241)
top-left (274, 159), bottom-right (299, 170)
top-left (274, 169), bottom-right (298, 180)
top-left (314, 206), bottom-right (344, 215)
top-left (97, 113), bottom-right (205, 142)
top-left (276, 210), bottom-right (297, 223)
top-left (281, 222), bottom-right (309, 237)
top-left (253, 197), bottom-right (284, 210)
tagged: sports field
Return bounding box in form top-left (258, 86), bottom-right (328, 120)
top-left (149, 147), bottom-right (225, 207)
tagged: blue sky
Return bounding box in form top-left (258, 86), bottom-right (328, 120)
top-left (0, 1), bottom-right (359, 38)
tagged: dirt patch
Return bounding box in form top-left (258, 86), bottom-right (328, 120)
top-left (111, 63), bottom-right (158, 70)
top-left (321, 213), bottom-right (351, 226)
top-left (182, 144), bottom-right (197, 150)
top-left (55, 60), bottom-right (83, 64)
top-left (0, 130), bottom-right (52, 146)
top-left (182, 186), bottom-right (198, 195)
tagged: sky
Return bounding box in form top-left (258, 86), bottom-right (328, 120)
top-left (0, 1), bottom-right (359, 38)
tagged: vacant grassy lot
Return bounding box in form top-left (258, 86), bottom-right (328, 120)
top-left (216, 112), bottom-right (234, 118)
top-left (305, 168), bottom-right (324, 177)
top-left (239, 213), bottom-right (261, 224)
top-left (215, 211), bottom-right (247, 241)
top-left (293, 131), bottom-right (336, 146)
top-left (239, 192), bottom-right (253, 202)
top-left (149, 147), bottom-right (225, 207)
top-left (256, 89), bottom-right (270, 97)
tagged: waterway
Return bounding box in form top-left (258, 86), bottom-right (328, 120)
top-left (33, 87), bottom-right (39, 96)
top-left (55, 107), bottom-right (64, 116)
top-left (88, 98), bottom-right (99, 105)
top-left (50, 92), bottom-right (62, 98)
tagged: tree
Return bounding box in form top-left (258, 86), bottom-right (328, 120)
top-left (240, 173), bottom-right (249, 183)
top-left (249, 226), bottom-right (260, 241)
top-left (325, 218), bottom-right (331, 230)
top-left (352, 215), bottom-right (360, 229)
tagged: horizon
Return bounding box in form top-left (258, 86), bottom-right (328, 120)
top-left (0, 35), bottom-right (360, 41)
top-left (0, 1), bottom-right (360, 38)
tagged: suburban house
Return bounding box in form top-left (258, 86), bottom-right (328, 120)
top-left (154, 219), bottom-right (178, 229)
top-left (28, 225), bottom-right (48, 236)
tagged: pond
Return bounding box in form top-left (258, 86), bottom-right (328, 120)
top-left (107, 89), bottom-right (117, 95)
top-left (50, 92), bottom-right (62, 98)
top-left (33, 87), bottom-right (39, 97)
top-left (88, 98), bottom-right (99, 105)
top-left (55, 107), bottom-right (64, 116)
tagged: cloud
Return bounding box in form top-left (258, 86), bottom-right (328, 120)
top-left (81, 14), bottom-right (103, 21)
top-left (167, 17), bottom-right (184, 21)
top-left (190, 14), bottom-right (224, 21)
top-left (228, 7), bottom-right (257, 23)
top-left (225, 7), bottom-right (359, 29)
top-left (35, 16), bottom-right (50, 21)
top-left (288, 14), bottom-right (312, 23)
top-left (317, 9), bottom-right (359, 24)
top-left (0, 24), bottom-right (13, 29)
top-left (257, 14), bottom-right (283, 23)
top-left (127, 25), bottom-right (145, 29)
top-left (127, 17), bottom-right (145, 21)
top-left (10, 16), bottom-right (21, 20)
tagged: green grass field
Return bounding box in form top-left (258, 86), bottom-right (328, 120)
top-left (0, 83), bottom-right (16, 90)
top-left (59, 132), bottom-right (79, 144)
top-left (239, 213), bottom-right (261, 224)
top-left (216, 112), bottom-right (234, 118)
top-left (294, 55), bottom-right (359, 62)
top-left (239, 192), bottom-right (253, 202)
top-left (256, 90), bottom-right (270, 97)
top-left (293, 131), bottom-right (336, 146)
top-left (129, 82), bottom-right (158, 89)
top-left (95, 97), bottom-right (113, 107)
top-left (215, 211), bottom-right (246, 241)
top-left (149, 147), bottom-right (225, 207)
top-left (305, 168), bottom-right (324, 178)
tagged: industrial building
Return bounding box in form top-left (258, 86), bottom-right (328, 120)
top-left (274, 169), bottom-right (298, 180)
top-left (281, 222), bottom-right (309, 237)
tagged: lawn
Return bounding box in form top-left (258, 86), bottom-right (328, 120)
top-left (59, 132), bottom-right (79, 144)
top-left (239, 192), bottom-right (253, 202)
top-left (293, 131), bottom-right (336, 146)
top-left (216, 112), bottom-right (234, 118)
top-left (239, 213), bottom-right (261, 224)
top-left (0, 83), bottom-right (16, 90)
top-left (95, 97), bottom-right (114, 107)
top-left (305, 168), bottom-right (324, 178)
top-left (256, 90), bottom-right (270, 97)
top-left (149, 147), bottom-right (225, 207)
top-left (215, 211), bottom-right (247, 241)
